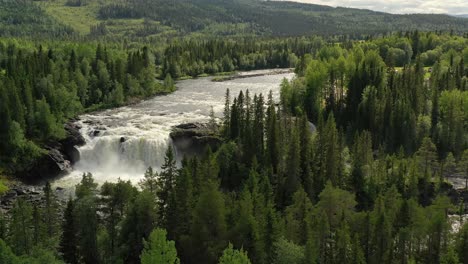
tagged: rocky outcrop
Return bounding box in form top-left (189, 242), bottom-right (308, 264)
top-left (170, 122), bottom-right (222, 158)
top-left (21, 121), bottom-right (85, 182)
top-left (0, 182), bottom-right (68, 217)
top-left (61, 122), bottom-right (86, 163)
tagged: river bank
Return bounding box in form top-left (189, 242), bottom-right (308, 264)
top-left (1, 69), bottom-right (294, 193)
top-left (51, 70), bottom-right (294, 188)
top-left (212, 68), bottom-right (294, 82)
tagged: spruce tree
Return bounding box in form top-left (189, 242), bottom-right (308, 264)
top-left (43, 182), bottom-right (59, 241)
top-left (140, 229), bottom-right (179, 264)
top-left (219, 243), bottom-right (252, 264)
top-left (223, 89), bottom-right (231, 138)
top-left (191, 180), bottom-right (227, 263)
top-left (8, 198), bottom-right (33, 256)
top-left (75, 196), bottom-right (99, 264)
top-left (158, 146), bottom-right (178, 228)
top-left (60, 199), bottom-right (79, 264)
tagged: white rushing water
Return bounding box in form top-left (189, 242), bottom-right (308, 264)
top-left (53, 71), bottom-right (294, 188)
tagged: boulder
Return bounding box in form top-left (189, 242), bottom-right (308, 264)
top-left (61, 123), bottom-right (85, 164)
top-left (170, 122), bottom-right (222, 158)
top-left (62, 123), bottom-right (85, 147)
top-left (39, 147), bottom-right (72, 178)
top-left (0, 183), bottom-right (66, 217)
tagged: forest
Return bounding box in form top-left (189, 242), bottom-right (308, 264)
top-left (2, 0), bottom-right (468, 41)
top-left (0, 31), bottom-right (467, 264)
top-left (0, 35), bottom-right (328, 174)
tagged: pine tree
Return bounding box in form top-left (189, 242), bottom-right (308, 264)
top-left (120, 191), bottom-right (157, 264)
top-left (8, 198), bottom-right (33, 256)
top-left (304, 60), bottom-right (328, 122)
top-left (60, 199), bottom-right (79, 264)
top-left (164, 74), bottom-right (175, 91)
top-left (265, 91), bottom-right (279, 174)
top-left (191, 180), bottom-right (227, 264)
top-left (335, 220), bottom-right (352, 263)
top-left (43, 182), bottom-right (59, 241)
top-left (299, 114), bottom-right (313, 199)
top-left (140, 229), bottom-right (180, 264)
top-left (75, 196), bottom-right (99, 264)
top-left (281, 123), bottom-right (301, 207)
top-left (284, 188), bottom-right (313, 245)
top-left (223, 89), bottom-right (231, 138)
top-left (272, 237), bottom-right (305, 264)
top-left (231, 188), bottom-right (263, 264)
top-left (219, 243), bottom-right (252, 264)
top-left (100, 180), bottom-right (137, 259)
top-left (351, 131), bottom-right (373, 210)
top-left (442, 152), bottom-right (456, 180)
top-left (416, 137), bottom-right (438, 178)
top-left (209, 106), bottom-right (218, 132)
top-left (172, 165), bottom-right (194, 240)
top-left (0, 239), bottom-right (20, 264)
top-left (158, 146), bottom-right (178, 228)
top-left (75, 173), bottom-right (98, 199)
top-left (139, 167), bottom-right (158, 196)
top-left (324, 114), bottom-right (341, 187)
top-left (457, 222), bottom-right (468, 264)
top-left (32, 205), bottom-right (44, 246)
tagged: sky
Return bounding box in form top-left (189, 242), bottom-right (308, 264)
top-left (279, 0), bottom-right (468, 15)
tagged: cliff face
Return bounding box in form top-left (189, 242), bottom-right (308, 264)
top-left (170, 122), bottom-right (222, 159)
top-left (21, 123), bottom-right (85, 183)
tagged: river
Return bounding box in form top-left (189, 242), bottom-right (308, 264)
top-left (52, 71), bottom-right (294, 188)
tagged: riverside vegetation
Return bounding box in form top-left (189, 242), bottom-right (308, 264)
top-left (0, 31), bottom-right (467, 264)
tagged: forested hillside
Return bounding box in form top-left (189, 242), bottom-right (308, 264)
top-left (0, 31), bottom-right (467, 264)
top-left (0, 0), bottom-right (73, 38)
top-left (4, 0), bottom-right (466, 40)
top-left (0, 35), bottom-right (327, 175)
top-left (0, 40), bottom-right (175, 174)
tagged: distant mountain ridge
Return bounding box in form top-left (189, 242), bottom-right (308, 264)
top-left (1, 0), bottom-right (468, 39)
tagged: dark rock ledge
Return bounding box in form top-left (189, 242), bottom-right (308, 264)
top-left (170, 122), bottom-right (222, 158)
top-left (21, 122), bottom-right (85, 182)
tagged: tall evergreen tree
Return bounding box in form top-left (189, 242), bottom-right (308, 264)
top-left (140, 229), bottom-right (180, 264)
top-left (158, 146), bottom-right (178, 228)
top-left (60, 198), bottom-right (79, 264)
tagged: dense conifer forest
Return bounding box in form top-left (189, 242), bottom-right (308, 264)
top-left (2, 0), bottom-right (468, 40)
top-left (0, 0), bottom-right (468, 263)
top-left (0, 31), bottom-right (467, 263)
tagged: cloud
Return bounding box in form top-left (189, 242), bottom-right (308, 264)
top-left (277, 0), bottom-right (468, 15)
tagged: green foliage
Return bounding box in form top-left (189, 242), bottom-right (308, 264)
top-left (191, 180), bottom-right (227, 263)
top-left (438, 90), bottom-right (467, 156)
top-left (218, 243), bottom-right (251, 264)
top-left (0, 179), bottom-right (8, 196)
top-left (0, 239), bottom-right (20, 264)
top-left (33, 0), bottom-right (468, 40)
top-left (0, 31), bottom-right (467, 264)
top-left (8, 198), bottom-right (33, 256)
top-left (0, 0), bottom-right (73, 38)
top-left (75, 172), bottom-right (98, 199)
top-left (60, 199), bottom-right (78, 264)
top-left (272, 238), bottom-right (305, 264)
top-left (141, 229), bottom-right (179, 264)
top-left (120, 190), bottom-right (157, 263)
top-left (157, 147), bottom-right (178, 228)
top-left (0, 41), bottom-right (170, 174)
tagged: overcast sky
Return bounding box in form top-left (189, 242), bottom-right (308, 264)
top-left (280, 0), bottom-right (468, 15)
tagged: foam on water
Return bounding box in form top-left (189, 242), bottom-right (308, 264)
top-left (53, 71), bottom-right (294, 187)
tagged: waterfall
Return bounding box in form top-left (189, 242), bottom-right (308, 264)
top-left (52, 71), bottom-right (294, 188)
